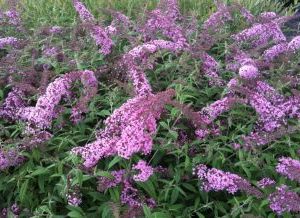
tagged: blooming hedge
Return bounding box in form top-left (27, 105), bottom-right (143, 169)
top-left (0, 0), bottom-right (300, 217)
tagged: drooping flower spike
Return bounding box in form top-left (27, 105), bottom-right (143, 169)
top-left (18, 70), bottom-right (97, 129)
top-left (72, 89), bottom-right (175, 168)
top-left (72, 0), bottom-right (113, 55)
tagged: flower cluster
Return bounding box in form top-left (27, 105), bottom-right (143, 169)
top-left (276, 157), bottom-right (300, 183)
top-left (194, 97), bottom-right (245, 139)
top-left (3, 9), bottom-right (21, 26)
top-left (141, 0), bottom-right (187, 48)
top-left (201, 97), bottom-right (245, 122)
top-left (120, 179), bottom-right (156, 208)
top-left (200, 53), bottom-right (223, 86)
top-left (72, 0), bottom-right (113, 55)
top-left (232, 20), bottom-right (286, 47)
top-left (158, 0), bottom-right (180, 21)
top-left (97, 170), bottom-right (126, 192)
top-left (120, 180), bottom-right (143, 207)
top-left (72, 0), bottom-right (94, 22)
top-left (269, 185), bottom-right (300, 214)
top-left (1, 203), bottom-right (21, 217)
top-left (202, 3), bottom-right (232, 31)
top-left (123, 39), bottom-right (183, 96)
top-left (193, 164), bottom-right (262, 197)
top-left (0, 88), bottom-right (25, 121)
top-left (132, 160), bottom-right (154, 182)
top-left (257, 177), bottom-right (276, 188)
top-left (238, 65), bottom-right (259, 80)
top-left (262, 35), bottom-right (300, 61)
top-left (18, 70), bottom-right (97, 129)
top-left (67, 192), bottom-right (82, 206)
top-left (288, 35), bottom-right (300, 52)
top-left (0, 148), bottom-right (25, 170)
top-left (49, 26), bottom-right (63, 34)
top-left (72, 89), bottom-right (175, 168)
top-left (263, 43), bottom-right (289, 61)
top-left (0, 37), bottom-right (19, 49)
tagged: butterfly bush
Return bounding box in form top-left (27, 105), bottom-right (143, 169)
top-left (121, 180), bottom-right (148, 207)
top-left (72, 0), bottom-right (113, 55)
top-left (202, 2), bottom-right (232, 31)
top-left (269, 185), bottom-right (300, 214)
top-left (263, 35), bottom-right (300, 61)
top-left (97, 170), bottom-right (126, 192)
top-left (194, 97), bottom-right (246, 139)
top-left (0, 148), bottom-right (25, 170)
top-left (18, 70), bottom-right (97, 129)
top-left (141, 0), bottom-right (187, 48)
top-left (239, 6), bottom-right (255, 23)
top-left (200, 53), bottom-right (224, 86)
top-left (2, 0), bottom-right (300, 215)
top-left (0, 88), bottom-right (25, 121)
top-left (276, 157), bottom-right (300, 183)
top-left (122, 40), bottom-right (183, 96)
top-left (263, 42), bottom-right (289, 61)
top-left (0, 37), bottom-right (19, 49)
top-left (132, 160), bottom-right (154, 182)
top-left (72, 89), bottom-right (175, 168)
top-left (193, 164), bottom-right (262, 198)
top-left (67, 192), bottom-right (82, 206)
top-left (1, 203), bottom-right (21, 217)
top-left (288, 35), bottom-right (300, 51)
top-left (194, 163), bottom-right (300, 214)
top-left (238, 65), bottom-right (259, 80)
top-left (49, 26), bottom-right (63, 34)
top-left (257, 178), bottom-right (276, 188)
top-left (232, 19), bottom-right (286, 47)
top-left (3, 9), bottom-right (21, 26)
top-left (157, 0), bottom-right (180, 20)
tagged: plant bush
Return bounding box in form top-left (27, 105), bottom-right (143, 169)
top-left (0, 0), bottom-right (300, 217)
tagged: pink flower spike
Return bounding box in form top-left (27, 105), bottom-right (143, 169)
top-left (132, 160), bottom-right (154, 182)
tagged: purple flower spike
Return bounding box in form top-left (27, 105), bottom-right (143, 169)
top-left (276, 157), bottom-right (300, 183)
top-left (132, 160), bottom-right (154, 182)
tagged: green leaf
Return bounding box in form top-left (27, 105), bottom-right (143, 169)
top-left (67, 211), bottom-right (84, 218)
top-left (169, 130), bottom-right (178, 140)
top-left (38, 176), bottom-right (45, 193)
top-left (143, 205), bottom-right (152, 218)
top-left (31, 167), bottom-right (48, 176)
top-left (182, 183), bottom-right (197, 193)
top-left (138, 180), bottom-right (156, 198)
top-left (150, 212), bottom-right (172, 218)
top-left (97, 110), bottom-right (111, 117)
top-left (108, 156), bottom-right (122, 169)
top-left (170, 188), bottom-right (179, 204)
top-left (95, 170), bottom-right (114, 179)
top-left (19, 179), bottom-right (29, 202)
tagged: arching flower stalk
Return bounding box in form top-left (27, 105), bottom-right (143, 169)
top-left (232, 21), bottom-right (286, 48)
top-left (122, 40), bottom-right (184, 96)
top-left (72, 89), bottom-right (175, 168)
top-left (141, 0), bottom-right (187, 48)
top-left (72, 0), bottom-right (113, 55)
top-left (18, 70), bottom-right (97, 129)
top-left (199, 52), bottom-right (224, 86)
top-left (193, 164), bottom-right (263, 198)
